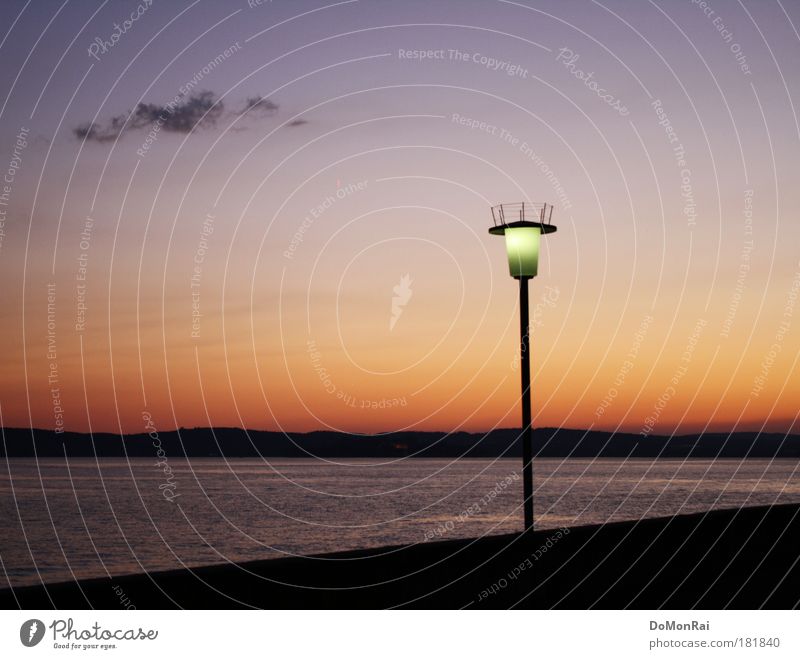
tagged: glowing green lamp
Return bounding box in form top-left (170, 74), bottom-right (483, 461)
top-left (503, 225), bottom-right (541, 277)
top-left (488, 203), bottom-right (557, 278)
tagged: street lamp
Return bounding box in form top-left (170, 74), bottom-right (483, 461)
top-left (489, 202), bottom-right (557, 532)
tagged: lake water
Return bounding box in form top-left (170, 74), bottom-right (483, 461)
top-left (2, 458), bottom-right (799, 588)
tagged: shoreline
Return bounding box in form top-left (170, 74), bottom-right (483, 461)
top-left (2, 503), bottom-right (798, 609)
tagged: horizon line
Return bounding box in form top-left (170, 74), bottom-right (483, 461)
top-left (4, 425), bottom-right (798, 439)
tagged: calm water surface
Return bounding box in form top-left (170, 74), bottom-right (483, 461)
top-left (1, 458), bottom-right (799, 587)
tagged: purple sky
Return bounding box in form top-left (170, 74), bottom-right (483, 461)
top-left (0, 0), bottom-right (798, 435)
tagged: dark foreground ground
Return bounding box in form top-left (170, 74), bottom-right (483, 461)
top-left (2, 504), bottom-right (798, 609)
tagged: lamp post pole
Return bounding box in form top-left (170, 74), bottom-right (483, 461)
top-left (519, 276), bottom-right (534, 532)
top-left (488, 202), bottom-right (556, 535)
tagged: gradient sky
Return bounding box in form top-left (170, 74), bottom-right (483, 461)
top-left (0, 0), bottom-right (798, 436)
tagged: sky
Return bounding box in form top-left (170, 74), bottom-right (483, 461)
top-left (0, 0), bottom-right (798, 437)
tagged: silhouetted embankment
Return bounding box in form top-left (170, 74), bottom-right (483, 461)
top-left (2, 504), bottom-right (798, 609)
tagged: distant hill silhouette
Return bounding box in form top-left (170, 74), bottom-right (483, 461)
top-left (1, 427), bottom-right (798, 458)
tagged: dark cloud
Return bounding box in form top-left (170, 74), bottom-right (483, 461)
top-left (286, 119), bottom-right (309, 127)
top-left (74, 122), bottom-right (116, 143)
top-left (135, 90), bottom-right (223, 133)
top-left (74, 91), bottom-right (225, 142)
top-left (240, 95), bottom-right (279, 116)
top-left (75, 92), bottom-right (288, 142)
